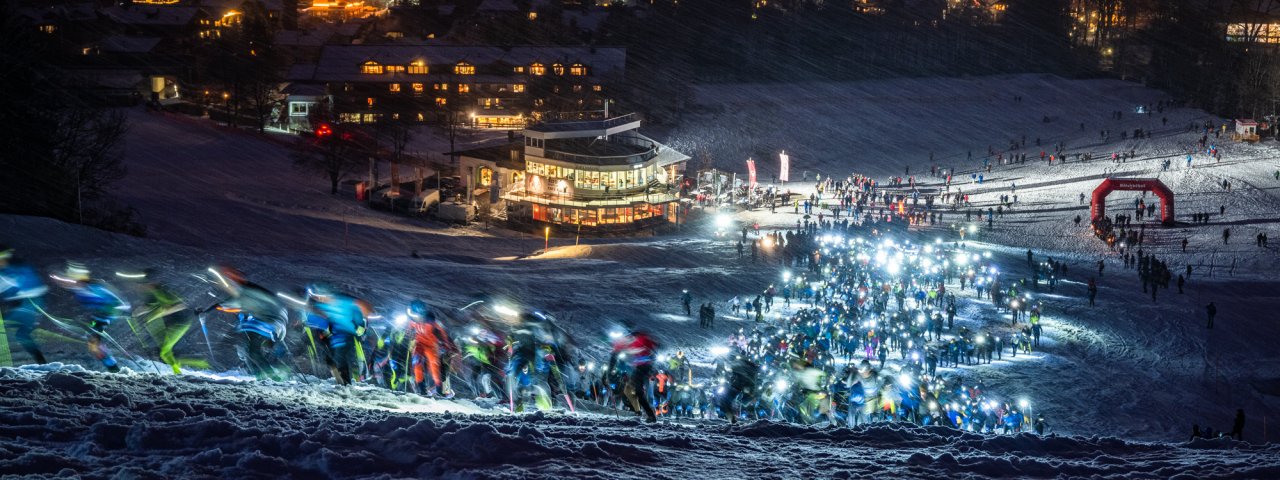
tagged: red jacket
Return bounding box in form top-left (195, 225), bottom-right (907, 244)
top-left (612, 332), bottom-right (658, 367)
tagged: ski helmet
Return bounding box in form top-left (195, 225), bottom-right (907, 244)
top-left (65, 262), bottom-right (91, 282)
top-left (212, 266), bottom-right (247, 285)
top-left (306, 283), bottom-right (334, 299)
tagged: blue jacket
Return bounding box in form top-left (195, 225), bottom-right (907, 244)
top-left (308, 294), bottom-right (366, 337)
top-left (0, 263), bottom-right (48, 302)
top-left (70, 281), bottom-right (130, 324)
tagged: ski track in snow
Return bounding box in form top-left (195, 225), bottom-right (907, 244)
top-left (3, 74), bottom-right (1280, 477)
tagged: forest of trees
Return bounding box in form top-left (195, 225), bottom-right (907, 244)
top-left (446, 0), bottom-right (1280, 125)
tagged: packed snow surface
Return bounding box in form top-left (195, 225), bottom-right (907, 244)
top-left (3, 74), bottom-right (1280, 478)
top-left (2, 365), bottom-right (1278, 479)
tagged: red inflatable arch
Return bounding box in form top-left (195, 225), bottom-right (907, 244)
top-left (1091, 178), bottom-right (1175, 225)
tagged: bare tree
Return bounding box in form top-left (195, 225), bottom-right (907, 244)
top-left (49, 109), bottom-right (130, 223)
top-left (292, 126), bottom-right (371, 195)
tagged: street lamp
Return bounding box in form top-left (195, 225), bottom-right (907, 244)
top-left (221, 92), bottom-right (231, 126)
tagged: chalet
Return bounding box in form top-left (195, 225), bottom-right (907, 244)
top-left (456, 112), bottom-right (690, 232)
top-left (291, 44), bottom-right (625, 128)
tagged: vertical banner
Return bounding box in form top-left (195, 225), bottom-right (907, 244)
top-left (747, 158), bottom-right (757, 189)
top-left (779, 150), bottom-right (790, 182)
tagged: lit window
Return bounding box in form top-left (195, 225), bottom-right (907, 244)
top-left (367, 97), bottom-right (376, 106)
top-left (457, 84), bottom-right (470, 93)
top-left (593, 85), bottom-right (602, 92)
top-left (454, 62), bottom-right (475, 75)
top-left (386, 65), bottom-right (406, 73)
top-left (417, 113), bottom-right (425, 121)
top-left (409, 60), bottom-right (428, 74)
top-left (530, 63), bottom-right (545, 75)
top-left (513, 66), bottom-right (525, 73)
top-left (569, 63), bottom-right (587, 76)
top-left (412, 83), bottom-right (424, 94)
top-left (528, 11), bottom-right (538, 20)
top-left (573, 85), bottom-right (583, 92)
top-left (435, 97), bottom-right (447, 107)
top-left (390, 83), bottom-right (401, 92)
top-left (289, 102), bottom-right (310, 116)
top-left (552, 63), bottom-right (564, 75)
top-left (434, 83), bottom-right (449, 91)
top-left (361, 61), bottom-right (384, 74)
top-left (38, 24), bottom-right (56, 34)
top-left (513, 84), bottom-right (526, 93)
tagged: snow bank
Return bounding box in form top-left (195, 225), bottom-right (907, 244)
top-left (1, 367), bottom-right (1275, 479)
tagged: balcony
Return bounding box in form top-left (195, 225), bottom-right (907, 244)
top-left (524, 113), bottom-right (641, 138)
top-left (541, 135), bottom-right (658, 167)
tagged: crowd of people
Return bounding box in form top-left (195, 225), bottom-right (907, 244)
top-left (688, 226), bottom-right (1049, 434)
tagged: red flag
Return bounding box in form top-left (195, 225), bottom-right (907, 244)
top-left (747, 158), bottom-right (757, 189)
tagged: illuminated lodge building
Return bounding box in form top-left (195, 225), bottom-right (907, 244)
top-left (293, 45), bottom-right (624, 128)
top-left (457, 113), bottom-right (690, 231)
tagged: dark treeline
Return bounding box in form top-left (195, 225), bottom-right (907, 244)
top-left (455, 0), bottom-right (1277, 125)
top-left (0, 5), bottom-right (142, 235)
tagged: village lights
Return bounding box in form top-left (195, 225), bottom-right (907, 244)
top-left (782, 270), bottom-right (791, 282)
top-left (710, 345), bottom-right (730, 357)
top-left (608, 330), bottom-right (624, 339)
top-left (393, 314), bottom-right (409, 328)
top-left (774, 378), bottom-right (790, 392)
top-left (493, 304), bottom-right (519, 317)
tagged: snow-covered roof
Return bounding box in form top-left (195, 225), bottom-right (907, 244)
top-left (62, 68), bottom-right (145, 89)
top-left (199, 0), bottom-right (285, 12)
top-left (310, 45), bottom-right (626, 82)
top-left (275, 29), bottom-right (331, 47)
top-left (282, 82), bottom-right (327, 96)
top-left (96, 35), bottom-right (163, 54)
top-left (562, 11), bottom-right (607, 32)
top-left (102, 6), bottom-right (200, 26)
top-left (286, 64), bottom-right (318, 81)
top-left (1236, 119), bottom-right (1258, 125)
top-left (477, 0), bottom-right (520, 12)
top-left (17, 3), bottom-right (98, 23)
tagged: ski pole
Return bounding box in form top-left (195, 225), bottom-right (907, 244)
top-left (198, 314), bottom-right (216, 360)
top-left (0, 310), bottom-right (11, 367)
